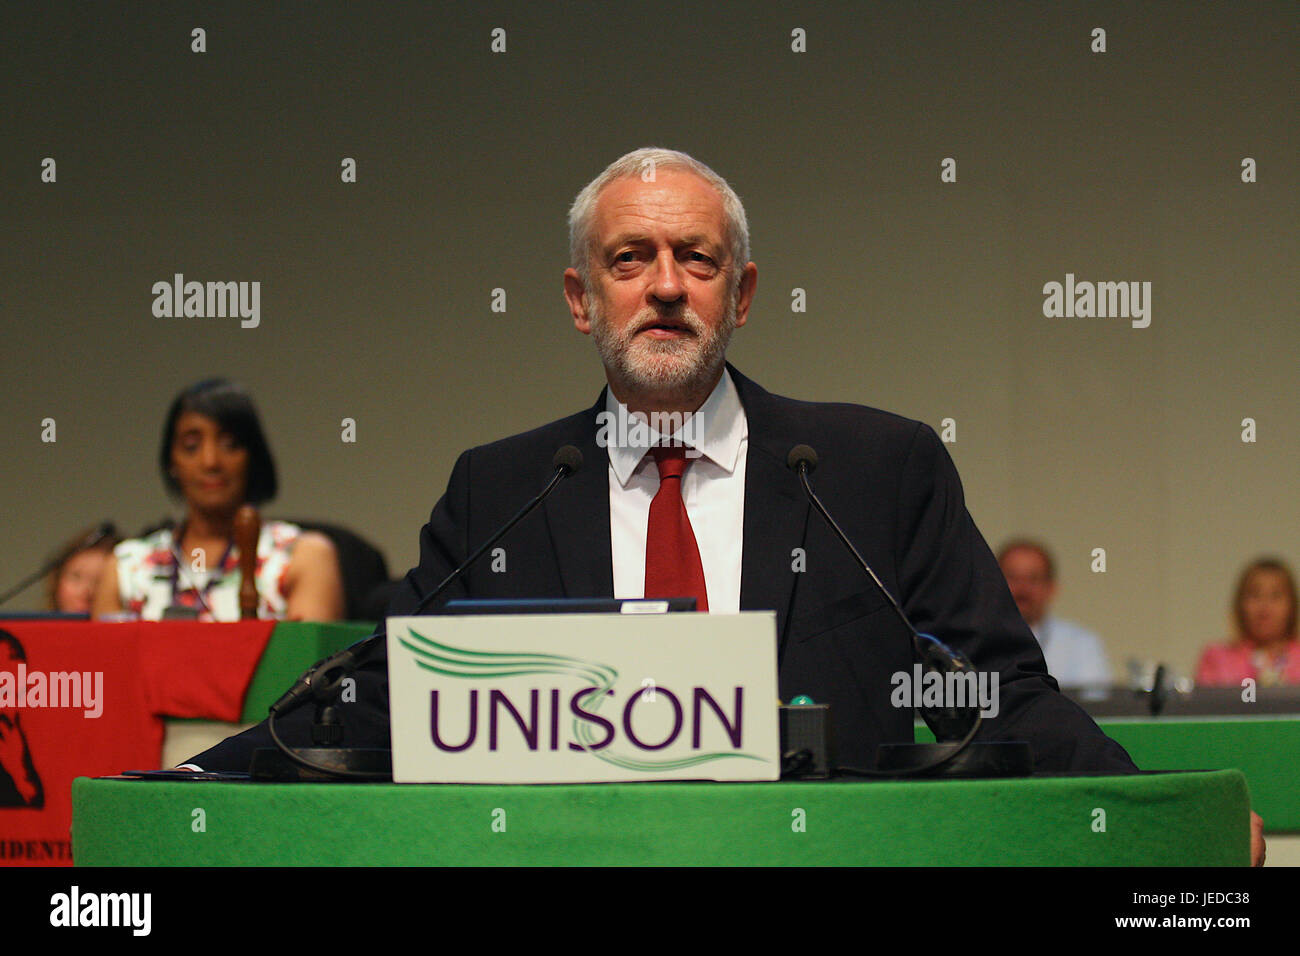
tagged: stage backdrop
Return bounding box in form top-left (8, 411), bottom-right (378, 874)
top-left (1, 1), bottom-right (1295, 681)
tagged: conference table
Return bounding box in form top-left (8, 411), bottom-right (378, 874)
top-left (0, 619), bottom-right (1287, 865)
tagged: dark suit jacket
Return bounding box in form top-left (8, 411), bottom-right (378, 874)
top-left (190, 365), bottom-right (1137, 774)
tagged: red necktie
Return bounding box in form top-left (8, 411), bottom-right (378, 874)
top-left (644, 446), bottom-right (709, 612)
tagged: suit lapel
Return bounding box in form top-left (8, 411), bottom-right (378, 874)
top-left (733, 366), bottom-right (810, 646)
top-left (543, 393), bottom-right (615, 598)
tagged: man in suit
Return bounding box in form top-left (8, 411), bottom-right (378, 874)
top-left (189, 146), bottom-right (1142, 779)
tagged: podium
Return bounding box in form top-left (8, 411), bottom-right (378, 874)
top-left (71, 769), bottom-right (1249, 865)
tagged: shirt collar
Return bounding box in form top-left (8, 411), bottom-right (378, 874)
top-left (604, 367), bottom-right (748, 487)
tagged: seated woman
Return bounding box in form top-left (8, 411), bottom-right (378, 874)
top-left (48, 525), bottom-right (121, 614)
top-left (92, 379), bottom-right (343, 621)
top-left (1196, 557), bottom-right (1300, 686)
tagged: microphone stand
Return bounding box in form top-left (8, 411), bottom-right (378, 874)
top-left (0, 523), bottom-right (115, 608)
top-left (787, 445), bottom-right (1031, 778)
top-left (254, 446), bottom-right (584, 781)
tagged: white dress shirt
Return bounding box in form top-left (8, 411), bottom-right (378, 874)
top-left (605, 369), bottom-right (748, 612)
top-left (1032, 615), bottom-right (1112, 686)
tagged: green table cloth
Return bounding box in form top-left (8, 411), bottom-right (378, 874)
top-left (72, 769), bottom-right (1249, 866)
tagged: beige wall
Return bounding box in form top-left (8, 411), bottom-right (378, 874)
top-left (2, 2), bottom-right (1295, 680)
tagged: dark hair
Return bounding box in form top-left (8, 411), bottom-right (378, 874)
top-left (1232, 557), bottom-right (1298, 643)
top-left (0, 629), bottom-right (25, 661)
top-left (159, 379), bottom-right (278, 505)
top-left (996, 538), bottom-right (1056, 581)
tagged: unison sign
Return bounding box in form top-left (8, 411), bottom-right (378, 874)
top-left (387, 612), bottom-right (780, 783)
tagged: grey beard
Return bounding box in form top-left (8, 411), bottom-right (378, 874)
top-left (588, 296), bottom-right (736, 400)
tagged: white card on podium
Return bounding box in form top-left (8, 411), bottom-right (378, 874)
top-left (386, 611), bottom-right (780, 783)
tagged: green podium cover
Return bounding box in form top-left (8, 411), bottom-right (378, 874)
top-left (72, 770), bottom-right (1249, 866)
top-left (1099, 719), bottom-right (1299, 830)
top-left (915, 717), bottom-right (1298, 831)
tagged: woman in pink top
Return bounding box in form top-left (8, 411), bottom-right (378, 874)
top-left (1196, 558), bottom-right (1300, 687)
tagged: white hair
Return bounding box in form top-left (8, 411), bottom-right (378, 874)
top-left (567, 147), bottom-right (751, 291)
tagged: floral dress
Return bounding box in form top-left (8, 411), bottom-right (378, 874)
top-left (114, 521), bottom-right (301, 621)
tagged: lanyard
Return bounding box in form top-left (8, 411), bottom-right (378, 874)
top-left (169, 522), bottom-right (237, 615)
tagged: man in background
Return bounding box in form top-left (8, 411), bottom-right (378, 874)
top-left (998, 539), bottom-right (1111, 687)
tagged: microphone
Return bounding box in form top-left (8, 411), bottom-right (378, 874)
top-left (406, 443), bottom-right (583, 618)
top-left (785, 445), bottom-right (922, 646)
top-left (785, 444), bottom-right (817, 472)
top-left (787, 445), bottom-right (964, 684)
top-left (262, 445), bottom-right (584, 779)
top-left (552, 444), bottom-right (583, 476)
top-left (77, 521), bottom-right (117, 551)
top-left (1148, 663), bottom-right (1169, 717)
top-left (785, 444), bottom-right (1030, 777)
top-left (272, 443), bottom-right (583, 716)
top-left (0, 521), bottom-right (117, 607)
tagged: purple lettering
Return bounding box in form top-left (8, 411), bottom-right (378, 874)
top-left (430, 689), bottom-right (478, 751)
top-left (623, 686), bottom-right (683, 750)
top-left (568, 688), bottom-right (615, 751)
top-left (693, 687), bottom-right (743, 748)
top-left (489, 689), bottom-right (540, 750)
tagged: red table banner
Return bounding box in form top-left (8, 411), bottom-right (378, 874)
top-left (0, 620), bottom-right (274, 866)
